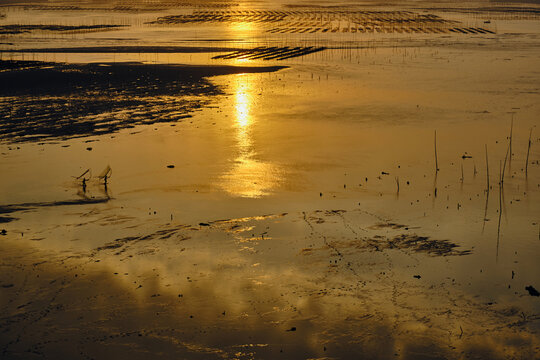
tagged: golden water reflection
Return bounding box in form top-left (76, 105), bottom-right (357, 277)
top-left (219, 74), bottom-right (283, 198)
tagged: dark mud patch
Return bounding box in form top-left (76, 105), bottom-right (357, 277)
top-left (0, 60), bottom-right (285, 143)
top-left (299, 209), bottom-right (471, 257)
top-left (8, 46), bottom-right (240, 54)
top-left (0, 24), bottom-right (127, 35)
top-left (0, 216), bottom-right (16, 223)
top-left (323, 209), bottom-right (346, 216)
top-left (368, 222), bottom-right (408, 230)
top-left (0, 197), bottom-right (111, 222)
top-left (95, 227), bottom-right (191, 254)
top-left (322, 234), bottom-right (471, 257)
top-left (367, 234), bottom-right (472, 256)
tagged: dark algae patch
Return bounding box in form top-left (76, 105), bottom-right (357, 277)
top-left (0, 60), bottom-right (285, 143)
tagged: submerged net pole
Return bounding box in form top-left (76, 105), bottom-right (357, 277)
top-left (434, 130), bottom-right (439, 172)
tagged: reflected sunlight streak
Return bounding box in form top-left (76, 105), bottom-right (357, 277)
top-left (219, 74), bottom-right (283, 198)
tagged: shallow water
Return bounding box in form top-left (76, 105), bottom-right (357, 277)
top-left (1, 1), bottom-right (539, 359)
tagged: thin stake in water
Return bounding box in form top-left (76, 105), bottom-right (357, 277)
top-left (496, 160), bottom-right (503, 261)
top-left (485, 144), bottom-right (489, 191)
top-left (509, 114), bottom-right (514, 162)
top-left (434, 130), bottom-right (439, 172)
top-left (525, 127), bottom-right (533, 177)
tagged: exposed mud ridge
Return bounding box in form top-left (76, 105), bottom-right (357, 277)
top-left (212, 46), bottom-right (326, 61)
top-left (0, 60), bottom-right (285, 143)
top-left (0, 24), bottom-right (128, 35)
top-left (148, 9), bottom-right (495, 35)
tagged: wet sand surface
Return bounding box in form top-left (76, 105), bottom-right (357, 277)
top-left (1, 0), bottom-right (540, 359)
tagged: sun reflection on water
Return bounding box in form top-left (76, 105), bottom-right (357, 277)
top-left (219, 74), bottom-right (283, 198)
top-left (235, 79), bottom-right (251, 131)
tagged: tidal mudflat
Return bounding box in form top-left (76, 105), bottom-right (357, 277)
top-left (0, 0), bottom-right (539, 359)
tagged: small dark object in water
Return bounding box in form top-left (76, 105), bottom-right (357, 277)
top-left (462, 155), bottom-right (472, 159)
top-left (0, 229), bottom-right (6, 235)
top-left (178, 294), bottom-right (183, 297)
top-left (381, 171), bottom-right (389, 175)
top-left (1, 283), bottom-right (14, 288)
top-left (286, 327), bottom-right (296, 332)
top-left (413, 275), bottom-right (421, 279)
top-left (167, 165), bottom-right (175, 168)
top-left (525, 285), bottom-right (539, 297)
top-left (199, 222), bottom-right (210, 226)
top-left (86, 147), bottom-right (92, 151)
top-left (320, 192), bottom-right (323, 197)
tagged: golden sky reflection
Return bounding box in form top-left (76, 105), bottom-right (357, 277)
top-left (219, 74), bottom-right (283, 198)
